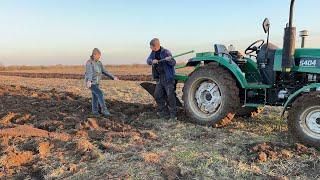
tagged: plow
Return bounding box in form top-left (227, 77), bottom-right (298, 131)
top-left (141, 0), bottom-right (320, 147)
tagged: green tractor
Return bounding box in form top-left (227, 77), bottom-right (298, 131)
top-left (142, 0), bottom-right (320, 147)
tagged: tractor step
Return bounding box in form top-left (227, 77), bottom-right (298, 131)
top-left (243, 103), bottom-right (264, 108)
top-left (246, 83), bottom-right (272, 89)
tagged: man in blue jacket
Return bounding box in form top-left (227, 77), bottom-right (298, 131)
top-left (146, 38), bottom-right (177, 120)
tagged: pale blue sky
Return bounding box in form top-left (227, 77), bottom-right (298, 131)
top-left (0, 0), bottom-right (319, 66)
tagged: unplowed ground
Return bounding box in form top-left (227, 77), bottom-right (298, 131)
top-left (0, 64), bottom-right (193, 81)
top-left (0, 72), bottom-right (152, 81)
top-left (0, 76), bottom-right (319, 179)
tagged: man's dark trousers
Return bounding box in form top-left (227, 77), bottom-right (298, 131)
top-left (154, 76), bottom-right (177, 117)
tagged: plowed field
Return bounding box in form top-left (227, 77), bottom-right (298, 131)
top-left (0, 76), bottom-right (319, 179)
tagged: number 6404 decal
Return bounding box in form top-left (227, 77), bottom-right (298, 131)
top-left (300, 59), bottom-right (319, 67)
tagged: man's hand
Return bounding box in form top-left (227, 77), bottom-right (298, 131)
top-left (152, 59), bottom-right (159, 64)
top-left (86, 81), bottom-right (92, 88)
top-left (164, 56), bottom-right (172, 61)
top-left (114, 77), bottom-right (120, 81)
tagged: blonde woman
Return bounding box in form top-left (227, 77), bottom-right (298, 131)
top-left (85, 48), bottom-right (119, 118)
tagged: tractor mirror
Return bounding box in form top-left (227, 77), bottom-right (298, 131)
top-left (263, 18), bottom-right (270, 33)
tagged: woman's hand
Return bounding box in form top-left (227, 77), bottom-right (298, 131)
top-left (86, 81), bottom-right (92, 88)
top-left (114, 77), bottom-right (120, 81)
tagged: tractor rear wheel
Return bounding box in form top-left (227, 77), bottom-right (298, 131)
top-left (236, 107), bottom-right (264, 118)
top-left (288, 92), bottom-right (320, 147)
top-left (183, 64), bottom-right (239, 126)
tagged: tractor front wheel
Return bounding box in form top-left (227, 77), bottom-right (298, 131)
top-left (183, 64), bottom-right (239, 126)
top-left (288, 92), bottom-right (320, 147)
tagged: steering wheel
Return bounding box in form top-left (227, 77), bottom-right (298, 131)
top-left (245, 39), bottom-right (265, 55)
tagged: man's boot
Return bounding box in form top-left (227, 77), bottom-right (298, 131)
top-left (169, 113), bottom-right (177, 121)
top-left (157, 110), bottom-right (170, 119)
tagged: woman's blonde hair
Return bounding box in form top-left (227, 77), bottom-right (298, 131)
top-left (90, 48), bottom-right (101, 59)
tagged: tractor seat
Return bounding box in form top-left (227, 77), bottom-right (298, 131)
top-left (214, 44), bottom-right (247, 64)
top-left (229, 51), bottom-right (247, 64)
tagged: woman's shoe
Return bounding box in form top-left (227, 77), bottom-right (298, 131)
top-left (102, 110), bottom-right (111, 118)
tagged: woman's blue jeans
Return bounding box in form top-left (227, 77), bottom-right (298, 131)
top-left (90, 84), bottom-right (108, 115)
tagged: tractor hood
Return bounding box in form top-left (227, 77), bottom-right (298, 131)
top-left (274, 48), bottom-right (320, 73)
top-left (294, 48), bottom-right (320, 58)
top-left (294, 49), bottom-right (320, 68)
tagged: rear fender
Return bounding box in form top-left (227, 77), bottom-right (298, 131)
top-left (186, 56), bottom-right (248, 88)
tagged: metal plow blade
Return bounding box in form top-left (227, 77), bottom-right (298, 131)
top-left (140, 82), bottom-right (183, 107)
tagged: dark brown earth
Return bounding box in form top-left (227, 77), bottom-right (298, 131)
top-left (0, 84), bottom-right (157, 178)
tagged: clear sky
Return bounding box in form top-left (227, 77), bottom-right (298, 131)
top-left (0, 0), bottom-right (319, 66)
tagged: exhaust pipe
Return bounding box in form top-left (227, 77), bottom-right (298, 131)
top-left (282, 0), bottom-right (296, 72)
